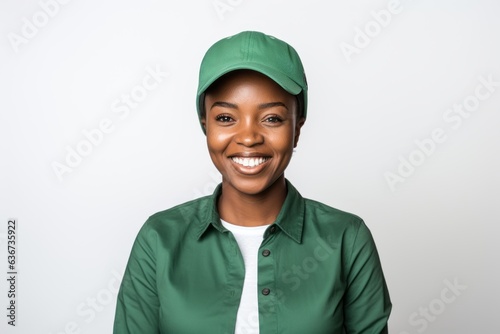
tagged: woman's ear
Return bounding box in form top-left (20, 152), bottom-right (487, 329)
top-left (294, 117), bottom-right (306, 148)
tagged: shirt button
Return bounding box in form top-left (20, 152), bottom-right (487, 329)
top-left (269, 225), bottom-right (277, 233)
top-left (262, 249), bottom-right (271, 257)
top-left (262, 288), bottom-right (271, 296)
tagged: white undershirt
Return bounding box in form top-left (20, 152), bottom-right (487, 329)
top-left (221, 219), bottom-right (269, 334)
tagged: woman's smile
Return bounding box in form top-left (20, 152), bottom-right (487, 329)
top-left (229, 155), bottom-right (272, 176)
top-left (230, 156), bottom-right (270, 168)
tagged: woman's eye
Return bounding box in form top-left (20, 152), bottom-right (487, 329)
top-left (215, 115), bottom-right (234, 122)
top-left (264, 116), bottom-right (283, 124)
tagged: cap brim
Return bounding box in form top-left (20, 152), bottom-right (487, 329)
top-left (198, 63), bottom-right (302, 98)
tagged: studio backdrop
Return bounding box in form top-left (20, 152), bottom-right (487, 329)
top-left (1, 0), bottom-right (499, 333)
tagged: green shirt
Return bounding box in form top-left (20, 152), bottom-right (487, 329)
top-left (114, 180), bottom-right (391, 333)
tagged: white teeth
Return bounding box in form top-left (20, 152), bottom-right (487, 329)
top-left (232, 157), bottom-right (268, 167)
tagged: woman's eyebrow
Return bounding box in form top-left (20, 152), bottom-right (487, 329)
top-left (258, 102), bottom-right (288, 110)
top-left (210, 101), bottom-right (288, 110)
top-left (210, 101), bottom-right (238, 110)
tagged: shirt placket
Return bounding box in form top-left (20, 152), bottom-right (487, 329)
top-left (257, 224), bottom-right (279, 334)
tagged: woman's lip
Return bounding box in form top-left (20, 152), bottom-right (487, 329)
top-left (228, 152), bottom-right (271, 158)
top-left (229, 156), bottom-right (271, 175)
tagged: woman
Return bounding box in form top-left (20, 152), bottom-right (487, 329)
top-left (114, 31), bottom-right (391, 333)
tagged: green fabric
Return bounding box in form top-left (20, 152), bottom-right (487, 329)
top-left (113, 180), bottom-right (391, 333)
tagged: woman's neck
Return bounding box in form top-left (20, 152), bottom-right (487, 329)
top-left (217, 176), bottom-right (287, 227)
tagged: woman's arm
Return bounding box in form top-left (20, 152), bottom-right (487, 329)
top-left (113, 223), bottom-right (160, 334)
top-left (343, 221), bottom-right (392, 333)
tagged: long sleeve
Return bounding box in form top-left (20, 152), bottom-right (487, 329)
top-left (343, 221), bottom-right (392, 333)
top-left (113, 223), bottom-right (160, 334)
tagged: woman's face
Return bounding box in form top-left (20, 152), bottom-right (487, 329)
top-left (202, 70), bottom-right (305, 196)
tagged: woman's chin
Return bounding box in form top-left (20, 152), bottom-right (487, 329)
top-left (223, 175), bottom-right (284, 197)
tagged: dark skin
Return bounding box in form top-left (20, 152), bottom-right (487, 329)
top-left (201, 70), bottom-right (305, 227)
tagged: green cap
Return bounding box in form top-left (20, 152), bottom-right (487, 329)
top-left (196, 31), bottom-right (308, 133)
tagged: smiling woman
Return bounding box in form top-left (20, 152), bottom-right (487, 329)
top-left (113, 31), bottom-right (392, 334)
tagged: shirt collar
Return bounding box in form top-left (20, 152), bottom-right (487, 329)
top-left (196, 179), bottom-right (305, 244)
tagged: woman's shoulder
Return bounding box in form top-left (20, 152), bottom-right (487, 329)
top-left (303, 197), bottom-right (364, 227)
top-left (141, 195), bottom-right (214, 233)
top-left (301, 198), bottom-right (378, 255)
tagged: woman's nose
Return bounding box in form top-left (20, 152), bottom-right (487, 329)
top-left (234, 119), bottom-right (264, 147)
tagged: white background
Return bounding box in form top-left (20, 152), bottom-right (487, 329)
top-left (1, 0), bottom-right (499, 333)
